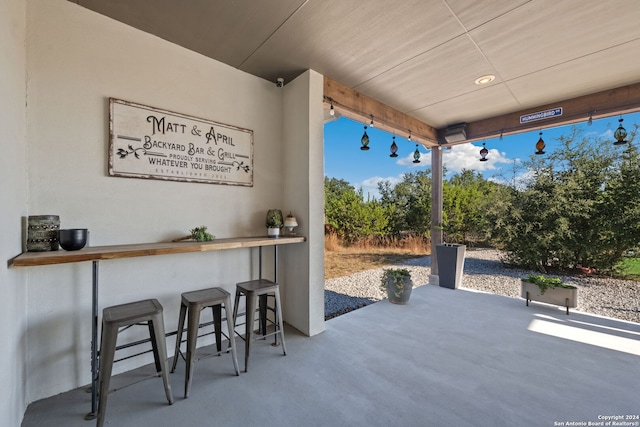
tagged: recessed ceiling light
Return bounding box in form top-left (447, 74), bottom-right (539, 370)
top-left (475, 75), bottom-right (495, 85)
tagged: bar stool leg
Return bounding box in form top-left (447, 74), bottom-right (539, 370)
top-left (184, 304), bottom-right (201, 398)
top-left (258, 294), bottom-right (268, 336)
top-left (148, 321), bottom-right (162, 374)
top-left (149, 314), bottom-right (174, 405)
top-left (244, 292), bottom-right (257, 372)
top-left (212, 305), bottom-right (222, 354)
top-left (230, 289), bottom-right (242, 356)
top-left (96, 325), bottom-right (118, 427)
top-left (171, 302), bottom-right (187, 373)
top-left (274, 290), bottom-right (287, 356)
top-left (224, 295), bottom-right (240, 375)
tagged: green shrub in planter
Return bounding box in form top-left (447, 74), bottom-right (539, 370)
top-left (380, 268), bottom-right (413, 304)
top-left (521, 274), bottom-right (578, 314)
top-left (524, 274), bottom-right (576, 294)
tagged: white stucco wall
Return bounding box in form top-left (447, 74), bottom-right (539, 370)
top-left (0, 0), bottom-right (28, 425)
top-left (22, 0), bottom-right (319, 405)
top-left (282, 71), bottom-right (326, 336)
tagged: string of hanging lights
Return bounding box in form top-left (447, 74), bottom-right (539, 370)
top-left (323, 95), bottom-right (435, 145)
top-left (326, 95), bottom-right (635, 158)
top-left (531, 114), bottom-right (628, 155)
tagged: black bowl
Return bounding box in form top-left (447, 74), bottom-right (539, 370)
top-left (58, 229), bottom-right (88, 251)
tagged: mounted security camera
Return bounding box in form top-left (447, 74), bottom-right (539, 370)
top-left (276, 77), bottom-right (284, 88)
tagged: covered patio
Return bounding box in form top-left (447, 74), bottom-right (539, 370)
top-left (23, 282), bottom-right (640, 426)
top-left (4, 1), bottom-right (640, 426)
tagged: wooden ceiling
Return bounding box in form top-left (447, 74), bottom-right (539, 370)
top-left (70, 0), bottom-right (640, 146)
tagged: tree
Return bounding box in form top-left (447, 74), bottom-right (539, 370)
top-left (324, 177), bottom-right (392, 243)
top-left (443, 169), bottom-right (495, 244)
top-left (486, 126), bottom-right (638, 273)
top-left (378, 170), bottom-right (432, 236)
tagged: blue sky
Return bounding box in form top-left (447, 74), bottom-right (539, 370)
top-left (324, 112), bottom-right (640, 199)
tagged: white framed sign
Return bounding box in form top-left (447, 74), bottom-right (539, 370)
top-left (109, 98), bottom-right (253, 186)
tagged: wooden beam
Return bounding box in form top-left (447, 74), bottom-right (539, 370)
top-left (448, 82), bottom-right (640, 144)
top-left (323, 76), bottom-right (439, 147)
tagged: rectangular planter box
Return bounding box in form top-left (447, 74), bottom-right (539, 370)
top-left (435, 244), bottom-right (465, 289)
top-left (521, 280), bottom-right (578, 314)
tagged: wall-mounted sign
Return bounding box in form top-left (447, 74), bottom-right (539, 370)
top-left (520, 107), bottom-right (563, 124)
top-left (109, 98), bottom-right (253, 186)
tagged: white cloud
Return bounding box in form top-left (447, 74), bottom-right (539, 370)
top-left (442, 143), bottom-right (512, 175)
top-left (358, 175), bottom-right (403, 200)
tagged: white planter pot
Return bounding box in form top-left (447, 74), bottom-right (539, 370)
top-left (267, 227), bottom-right (280, 238)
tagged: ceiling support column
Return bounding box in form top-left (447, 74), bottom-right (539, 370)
top-left (429, 147), bottom-right (443, 284)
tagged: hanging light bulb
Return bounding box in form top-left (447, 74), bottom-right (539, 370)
top-left (329, 101), bottom-right (335, 116)
top-left (408, 130), bottom-right (412, 141)
top-left (614, 117), bottom-right (628, 145)
top-left (360, 125), bottom-right (370, 150)
top-left (587, 112), bottom-right (593, 126)
top-left (413, 144), bottom-right (421, 163)
top-left (479, 142), bottom-right (489, 162)
top-left (499, 129), bottom-right (503, 141)
top-left (535, 131), bottom-right (545, 155)
top-left (389, 136), bottom-right (398, 157)
top-left (369, 115), bottom-right (375, 128)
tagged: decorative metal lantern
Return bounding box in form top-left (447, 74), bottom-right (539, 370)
top-left (360, 125), bottom-right (370, 150)
top-left (479, 142), bottom-right (488, 161)
top-left (412, 144), bottom-right (421, 163)
top-left (390, 136), bottom-right (398, 157)
top-left (535, 132), bottom-right (545, 155)
top-left (614, 117), bottom-right (628, 145)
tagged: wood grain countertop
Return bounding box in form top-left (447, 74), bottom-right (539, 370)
top-left (10, 236), bottom-right (306, 267)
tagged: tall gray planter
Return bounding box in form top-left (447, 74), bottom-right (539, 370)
top-left (435, 244), bottom-right (466, 289)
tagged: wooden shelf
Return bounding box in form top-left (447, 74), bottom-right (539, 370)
top-left (10, 236), bottom-right (306, 267)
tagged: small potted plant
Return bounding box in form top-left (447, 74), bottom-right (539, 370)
top-left (380, 268), bottom-right (413, 304)
top-left (265, 209), bottom-right (284, 238)
top-left (521, 274), bottom-right (578, 314)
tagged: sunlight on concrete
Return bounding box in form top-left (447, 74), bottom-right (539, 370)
top-left (528, 316), bottom-right (640, 356)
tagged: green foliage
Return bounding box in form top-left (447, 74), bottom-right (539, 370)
top-left (380, 268), bottom-right (412, 298)
top-left (486, 125), bottom-right (640, 273)
top-left (523, 274), bottom-right (576, 294)
top-left (189, 226), bottom-right (214, 242)
top-left (443, 169), bottom-right (497, 243)
top-left (265, 209), bottom-right (284, 227)
top-left (619, 257), bottom-right (640, 276)
top-left (379, 170), bottom-right (432, 236)
top-left (324, 177), bottom-right (392, 243)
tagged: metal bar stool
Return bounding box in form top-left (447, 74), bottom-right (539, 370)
top-left (232, 279), bottom-right (287, 372)
top-left (171, 287), bottom-right (239, 397)
top-left (97, 298), bottom-right (173, 427)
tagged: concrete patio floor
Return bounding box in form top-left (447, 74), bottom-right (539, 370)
top-left (22, 284), bottom-right (640, 427)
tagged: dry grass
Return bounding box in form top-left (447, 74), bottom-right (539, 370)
top-left (324, 234), bottom-right (430, 279)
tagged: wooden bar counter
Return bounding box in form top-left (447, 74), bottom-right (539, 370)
top-left (11, 236), bottom-right (306, 267)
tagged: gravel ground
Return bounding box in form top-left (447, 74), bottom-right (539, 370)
top-left (325, 248), bottom-right (640, 323)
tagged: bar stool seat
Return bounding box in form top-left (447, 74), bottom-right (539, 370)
top-left (97, 298), bottom-right (173, 427)
top-left (232, 279), bottom-right (287, 372)
top-left (171, 287), bottom-right (239, 398)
